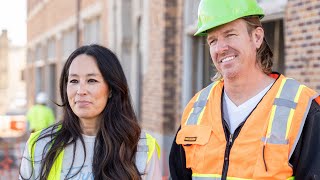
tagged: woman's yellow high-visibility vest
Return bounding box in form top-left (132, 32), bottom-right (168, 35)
top-left (28, 129), bottom-right (160, 180)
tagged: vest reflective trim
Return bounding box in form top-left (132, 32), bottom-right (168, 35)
top-left (186, 81), bottom-right (218, 125)
top-left (191, 174), bottom-right (295, 180)
top-left (192, 173), bottom-right (251, 180)
top-left (29, 130), bottom-right (42, 168)
top-left (264, 78), bottom-right (304, 144)
top-left (30, 130), bottom-right (152, 178)
top-left (29, 127), bottom-right (63, 180)
top-left (136, 131), bottom-right (149, 174)
top-left (289, 94), bottom-right (319, 158)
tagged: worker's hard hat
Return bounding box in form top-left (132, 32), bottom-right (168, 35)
top-left (36, 92), bottom-right (48, 104)
top-left (195, 0), bottom-right (264, 36)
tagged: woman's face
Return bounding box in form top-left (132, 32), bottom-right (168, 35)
top-left (67, 54), bottom-right (110, 124)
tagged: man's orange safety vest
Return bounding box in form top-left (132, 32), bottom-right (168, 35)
top-left (176, 74), bottom-right (319, 179)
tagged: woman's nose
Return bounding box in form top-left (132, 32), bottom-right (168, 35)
top-left (76, 83), bottom-right (87, 95)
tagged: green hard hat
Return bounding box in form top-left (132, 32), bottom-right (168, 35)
top-left (195, 0), bottom-right (264, 36)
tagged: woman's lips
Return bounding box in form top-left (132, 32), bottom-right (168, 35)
top-left (76, 101), bottom-right (91, 107)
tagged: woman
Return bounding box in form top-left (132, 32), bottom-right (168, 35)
top-left (20, 44), bottom-right (161, 180)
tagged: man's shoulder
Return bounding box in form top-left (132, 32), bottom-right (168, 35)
top-left (193, 81), bottom-right (221, 98)
top-left (309, 99), bottom-right (320, 113)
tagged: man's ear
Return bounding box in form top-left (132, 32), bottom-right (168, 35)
top-left (252, 27), bottom-right (264, 49)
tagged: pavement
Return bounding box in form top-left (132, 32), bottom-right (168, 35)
top-left (0, 135), bottom-right (27, 179)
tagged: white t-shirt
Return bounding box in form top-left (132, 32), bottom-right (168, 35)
top-left (19, 134), bottom-right (161, 180)
top-left (223, 83), bottom-right (273, 133)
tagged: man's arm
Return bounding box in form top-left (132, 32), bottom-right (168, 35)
top-left (290, 100), bottom-right (320, 179)
top-left (169, 126), bottom-right (192, 180)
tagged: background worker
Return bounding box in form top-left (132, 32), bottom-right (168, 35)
top-left (26, 92), bottom-right (55, 133)
top-left (169, 0), bottom-right (320, 179)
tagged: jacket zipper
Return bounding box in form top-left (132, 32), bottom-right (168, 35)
top-left (219, 84), bottom-right (270, 179)
top-left (221, 121), bottom-right (244, 180)
top-left (221, 133), bottom-right (233, 180)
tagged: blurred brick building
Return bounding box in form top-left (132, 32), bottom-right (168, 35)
top-left (0, 29), bottom-right (26, 179)
top-left (0, 30), bottom-right (9, 114)
top-left (0, 30), bottom-right (26, 115)
top-left (26, 0), bottom-right (109, 114)
top-left (25, 0), bottom-right (320, 178)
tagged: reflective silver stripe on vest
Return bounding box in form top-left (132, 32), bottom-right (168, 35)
top-left (32, 127), bottom-right (56, 178)
top-left (136, 131), bottom-right (148, 174)
top-left (192, 175), bottom-right (252, 180)
top-left (264, 79), bottom-right (301, 144)
top-left (192, 174), bottom-right (293, 180)
top-left (289, 94), bottom-right (319, 159)
top-left (186, 82), bottom-right (216, 125)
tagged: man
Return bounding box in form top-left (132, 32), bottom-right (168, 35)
top-left (26, 92), bottom-right (55, 132)
top-left (169, 0), bottom-right (320, 179)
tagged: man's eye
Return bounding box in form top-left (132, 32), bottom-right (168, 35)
top-left (209, 39), bottom-right (217, 46)
top-left (226, 34), bottom-right (236, 37)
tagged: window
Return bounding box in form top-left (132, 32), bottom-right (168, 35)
top-left (62, 28), bottom-right (76, 58)
top-left (84, 17), bottom-right (100, 45)
top-left (262, 19), bottom-right (285, 74)
top-left (47, 64), bottom-right (57, 114)
top-left (21, 69), bottom-right (25, 81)
top-left (35, 66), bottom-right (44, 94)
top-left (35, 45), bottom-right (42, 61)
top-left (191, 37), bottom-right (216, 95)
top-left (27, 49), bottom-right (33, 64)
top-left (47, 38), bottom-right (56, 60)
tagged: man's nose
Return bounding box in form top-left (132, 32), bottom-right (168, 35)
top-left (215, 39), bottom-right (228, 54)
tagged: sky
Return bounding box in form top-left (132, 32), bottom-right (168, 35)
top-left (0, 0), bottom-right (26, 46)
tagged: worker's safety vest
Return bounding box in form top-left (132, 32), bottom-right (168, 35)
top-left (176, 75), bottom-right (319, 179)
top-left (28, 128), bottom-right (160, 180)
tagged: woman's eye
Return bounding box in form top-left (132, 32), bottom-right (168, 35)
top-left (88, 79), bottom-right (98, 83)
top-left (69, 79), bottom-right (78, 83)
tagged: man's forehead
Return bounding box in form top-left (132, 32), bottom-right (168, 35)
top-left (207, 19), bottom-right (246, 37)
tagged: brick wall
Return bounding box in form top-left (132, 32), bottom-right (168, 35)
top-left (27, 0), bottom-right (108, 109)
top-left (28, 0), bottom-right (77, 42)
top-left (285, 0), bottom-right (320, 91)
top-left (141, 0), bottom-right (165, 133)
top-left (174, 0), bottom-right (183, 134)
top-left (141, 0), bottom-right (183, 135)
top-left (140, 2), bottom-right (183, 177)
top-left (163, 0), bottom-right (183, 134)
top-left (27, 0), bottom-right (101, 42)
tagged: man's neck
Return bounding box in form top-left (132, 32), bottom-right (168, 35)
top-left (223, 72), bottom-right (274, 106)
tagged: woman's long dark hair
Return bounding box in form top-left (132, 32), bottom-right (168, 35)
top-left (22, 44), bottom-right (142, 180)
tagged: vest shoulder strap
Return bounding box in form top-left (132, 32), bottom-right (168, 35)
top-left (28, 126), bottom-right (64, 180)
top-left (265, 78), bottom-right (318, 159)
top-left (185, 81), bottom-right (219, 125)
top-left (136, 131), bottom-right (160, 174)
